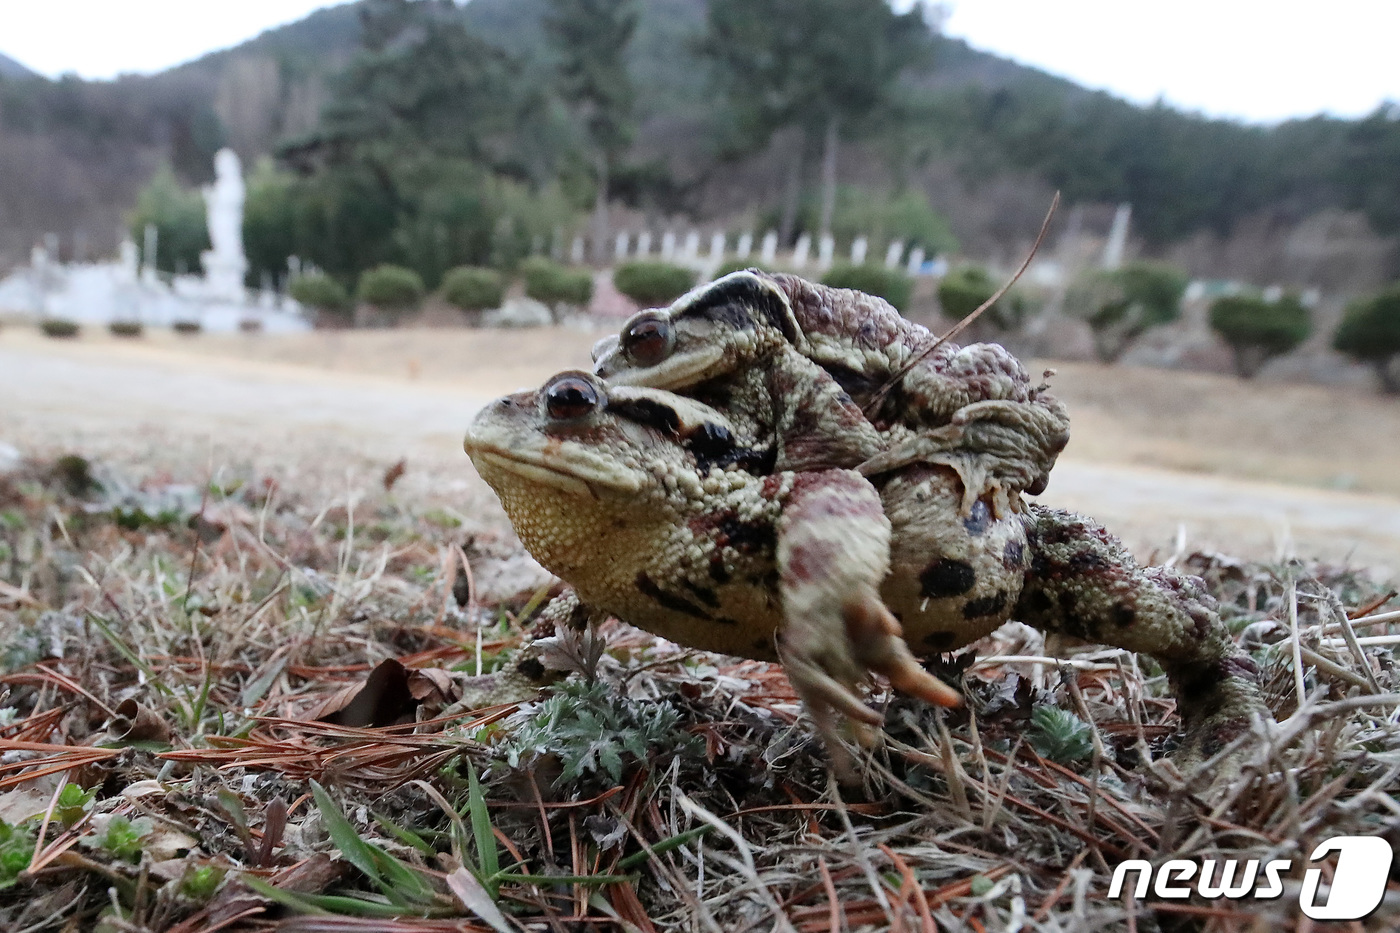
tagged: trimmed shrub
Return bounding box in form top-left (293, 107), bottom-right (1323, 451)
top-left (108, 321), bottom-right (144, 338)
top-left (1208, 294), bottom-right (1311, 378)
top-left (612, 261), bottom-right (696, 307)
top-left (1065, 261), bottom-right (1188, 362)
top-left (822, 263), bottom-right (913, 313)
top-left (712, 260), bottom-right (776, 280)
top-left (357, 264), bottom-right (425, 316)
top-left (40, 319), bottom-right (80, 338)
top-left (289, 273), bottom-right (351, 316)
top-left (442, 266), bottom-right (505, 313)
top-left (1334, 285), bottom-right (1400, 394)
top-left (521, 258), bottom-right (593, 314)
top-left (172, 320), bottom-right (203, 335)
top-left (935, 265), bottom-right (1028, 330)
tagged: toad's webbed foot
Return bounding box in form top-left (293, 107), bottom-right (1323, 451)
top-left (777, 471), bottom-right (962, 763)
top-left (1014, 507), bottom-right (1268, 768)
top-left (858, 398), bottom-right (1069, 517)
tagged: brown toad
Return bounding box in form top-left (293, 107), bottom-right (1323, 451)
top-left (593, 270), bottom-right (1070, 516)
top-left (465, 372), bottom-right (1266, 766)
top-left (465, 372), bottom-right (960, 753)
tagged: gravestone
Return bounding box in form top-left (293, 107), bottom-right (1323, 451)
top-left (661, 231), bottom-right (676, 260)
top-left (906, 247), bottom-right (925, 276)
top-left (760, 231), bottom-right (778, 265)
top-left (1103, 203), bottom-right (1132, 270)
top-left (636, 231), bottom-right (652, 257)
top-left (709, 232), bottom-right (726, 261)
top-left (885, 240), bottom-right (904, 269)
top-left (683, 231), bottom-right (700, 261)
top-left (818, 234), bottom-right (835, 270)
top-left (851, 236), bottom-right (868, 265)
top-left (736, 232), bottom-right (753, 260)
top-left (570, 236), bottom-right (585, 264)
top-left (615, 231), bottom-right (629, 261)
top-left (792, 234), bottom-right (811, 268)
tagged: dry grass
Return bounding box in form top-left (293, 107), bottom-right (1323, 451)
top-left (0, 448), bottom-right (1397, 931)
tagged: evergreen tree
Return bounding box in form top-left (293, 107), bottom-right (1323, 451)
top-left (701, 0), bottom-right (929, 243)
top-left (543, 0), bottom-right (640, 262)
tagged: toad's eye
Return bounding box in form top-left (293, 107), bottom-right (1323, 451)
top-left (544, 373), bottom-right (602, 420)
top-left (622, 314), bottom-right (673, 367)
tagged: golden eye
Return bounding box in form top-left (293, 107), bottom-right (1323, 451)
top-left (623, 314), bottom-right (673, 367)
top-left (543, 372), bottom-right (602, 420)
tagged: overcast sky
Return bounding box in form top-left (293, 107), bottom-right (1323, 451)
top-left (2, 0), bottom-right (1397, 125)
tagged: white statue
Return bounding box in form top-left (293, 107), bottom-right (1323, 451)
top-left (200, 148), bottom-right (248, 302)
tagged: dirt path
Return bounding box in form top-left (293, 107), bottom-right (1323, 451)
top-left (4, 329), bottom-right (1399, 577)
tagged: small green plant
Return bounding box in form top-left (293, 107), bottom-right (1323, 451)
top-left (179, 864), bottom-right (227, 901)
top-left (1027, 705), bottom-right (1094, 764)
top-left (290, 273), bottom-right (351, 317)
top-left (108, 321), bottom-right (144, 338)
top-left (172, 320), bottom-right (202, 335)
top-left (442, 266), bottom-right (506, 313)
top-left (1065, 260), bottom-right (1188, 362)
top-left (822, 263), bottom-right (914, 312)
top-left (1209, 293), bottom-right (1311, 378)
top-left (41, 319), bottom-right (80, 338)
top-left (55, 783), bottom-right (96, 827)
top-left (499, 680), bottom-right (699, 785)
top-left (83, 814), bottom-right (154, 863)
top-left (612, 261), bottom-right (696, 307)
top-left (0, 819), bottom-right (35, 889)
top-left (53, 453), bottom-right (97, 496)
top-left (1334, 285), bottom-right (1400, 394)
top-left (357, 264), bottom-right (425, 316)
top-left (520, 257), bottom-right (593, 317)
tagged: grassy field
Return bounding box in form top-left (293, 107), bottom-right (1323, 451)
top-left (1, 324), bottom-right (1398, 929)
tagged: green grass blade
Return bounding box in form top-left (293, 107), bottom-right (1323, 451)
top-left (372, 811), bottom-right (436, 856)
top-left (466, 764), bottom-right (499, 882)
top-left (615, 825), bottom-right (715, 870)
top-left (87, 613), bottom-right (172, 697)
top-left (242, 875), bottom-right (413, 918)
top-left (310, 780), bottom-right (385, 888)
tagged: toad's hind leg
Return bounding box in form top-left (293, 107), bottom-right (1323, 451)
top-left (1015, 506), bottom-right (1268, 768)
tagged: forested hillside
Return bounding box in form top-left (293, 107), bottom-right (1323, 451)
top-left (0, 0), bottom-right (1395, 290)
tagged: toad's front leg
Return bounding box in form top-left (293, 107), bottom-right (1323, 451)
top-left (775, 470), bottom-right (962, 761)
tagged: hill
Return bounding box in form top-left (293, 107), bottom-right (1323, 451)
top-left (0, 51), bottom-right (36, 80)
top-left (0, 0), bottom-right (1394, 290)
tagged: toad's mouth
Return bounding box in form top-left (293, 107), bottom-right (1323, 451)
top-left (465, 438), bottom-right (642, 498)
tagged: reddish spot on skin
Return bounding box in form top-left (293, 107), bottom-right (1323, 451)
top-left (783, 538), bottom-right (841, 585)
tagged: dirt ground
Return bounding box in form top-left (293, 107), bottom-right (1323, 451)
top-left (4, 323), bottom-right (1400, 576)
